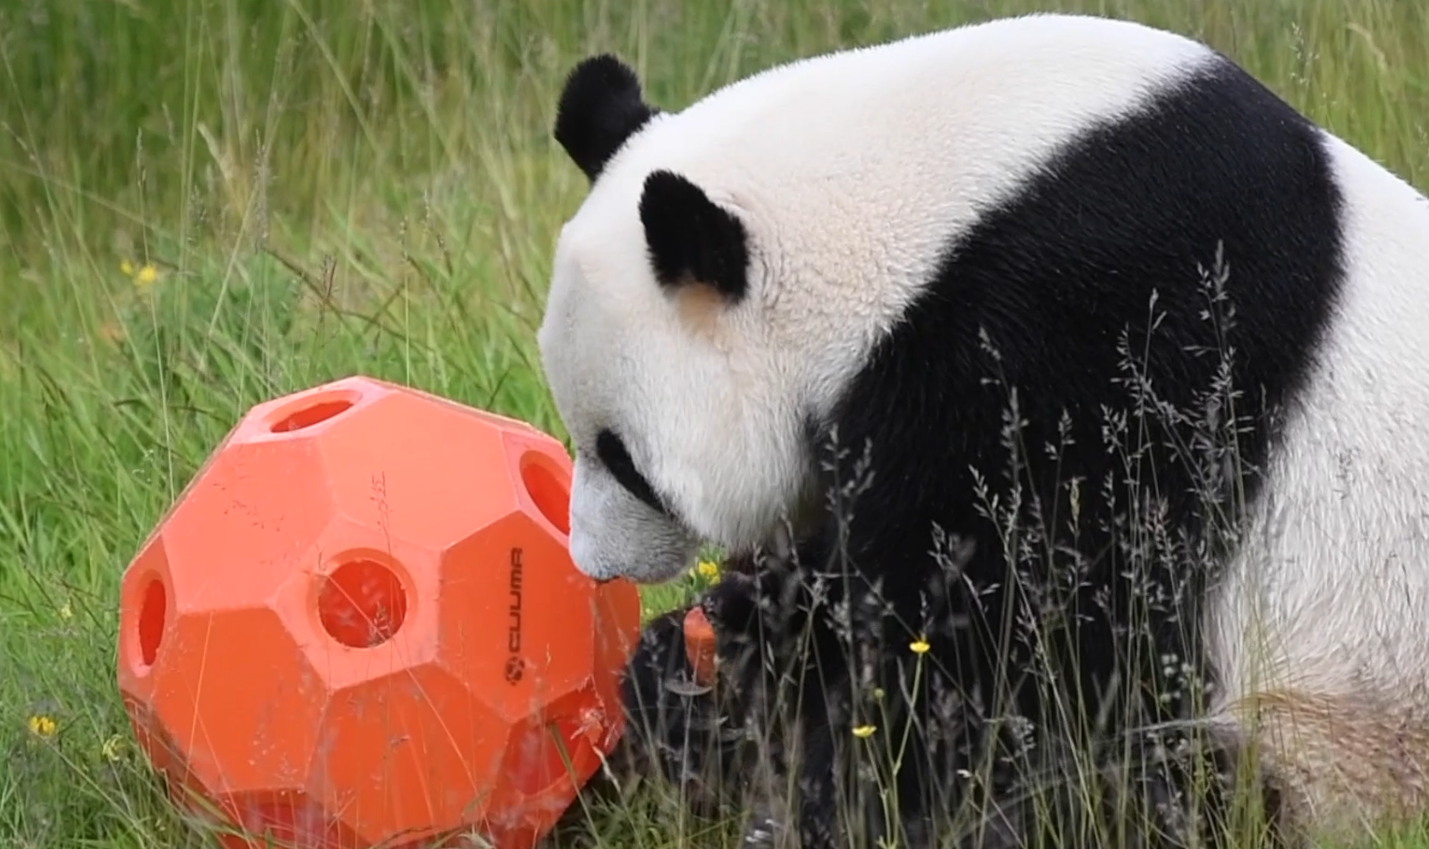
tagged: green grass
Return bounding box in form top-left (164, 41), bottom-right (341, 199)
top-left (1, 0), bottom-right (1427, 847)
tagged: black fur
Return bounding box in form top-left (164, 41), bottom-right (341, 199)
top-left (640, 170), bottom-right (751, 303)
top-left (596, 429), bottom-right (671, 518)
top-left (720, 55), bottom-right (1340, 849)
top-left (554, 55), bottom-right (659, 182)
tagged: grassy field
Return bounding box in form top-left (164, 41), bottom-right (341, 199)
top-left (1, 0), bottom-right (1427, 847)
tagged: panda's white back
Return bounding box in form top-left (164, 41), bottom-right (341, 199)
top-left (542, 11), bottom-right (1429, 843)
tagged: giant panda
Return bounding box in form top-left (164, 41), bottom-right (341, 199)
top-left (538, 12), bottom-right (1429, 849)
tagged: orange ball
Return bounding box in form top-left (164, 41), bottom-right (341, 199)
top-left (115, 375), bottom-right (643, 849)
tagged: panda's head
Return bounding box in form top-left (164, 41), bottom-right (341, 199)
top-left (538, 55), bottom-right (825, 585)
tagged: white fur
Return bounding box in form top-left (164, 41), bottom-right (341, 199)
top-left (1204, 134), bottom-right (1429, 837)
top-left (539, 13), bottom-right (1429, 839)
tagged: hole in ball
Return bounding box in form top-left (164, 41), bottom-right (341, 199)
top-left (269, 391), bottom-right (357, 434)
top-left (520, 452), bottom-right (571, 536)
top-left (137, 576), bottom-right (167, 667)
top-left (318, 557), bottom-right (407, 648)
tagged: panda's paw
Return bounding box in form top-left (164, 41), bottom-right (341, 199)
top-left (700, 570), bottom-right (764, 636)
top-left (701, 555), bottom-right (803, 636)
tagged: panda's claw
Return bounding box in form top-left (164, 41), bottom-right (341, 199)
top-left (662, 675), bottom-right (713, 697)
top-left (742, 810), bottom-right (788, 849)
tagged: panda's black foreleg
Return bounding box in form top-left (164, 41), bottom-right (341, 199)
top-left (658, 548), bottom-right (1018, 849)
top-left (609, 595), bottom-right (784, 820)
top-left (782, 581), bottom-right (957, 849)
top-left (691, 552), bottom-right (858, 849)
top-left (723, 549), bottom-right (963, 849)
top-left (609, 605), bottom-right (724, 803)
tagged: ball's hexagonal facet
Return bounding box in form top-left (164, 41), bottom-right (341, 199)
top-left (438, 510), bottom-right (598, 722)
top-left (117, 376), bottom-right (644, 849)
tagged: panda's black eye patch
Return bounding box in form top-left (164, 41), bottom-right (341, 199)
top-left (595, 429), bottom-right (670, 517)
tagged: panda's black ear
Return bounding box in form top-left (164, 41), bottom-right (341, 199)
top-left (554, 54), bottom-right (659, 182)
top-left (639, 170), bottom-right (749, 304)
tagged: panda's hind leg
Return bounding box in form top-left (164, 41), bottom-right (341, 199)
top-left (1214, 687), bottom-right (1429, 848)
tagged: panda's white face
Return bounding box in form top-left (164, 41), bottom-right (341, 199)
top-left (538, 171), bottom-right (815, 584)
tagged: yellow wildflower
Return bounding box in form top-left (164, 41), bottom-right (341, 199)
top-left (910, 636), bottom-right (931, 655)
top-left (120, 259), bottom-right (160, 289)
top-left (58, 601), bottom-right (73, 621)
top-left (695, 559), bottom-right (721, 584)
top-left (27, 714), bottom-right (57, 738)
top-left (852, 724), bottom-right (876, 738)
